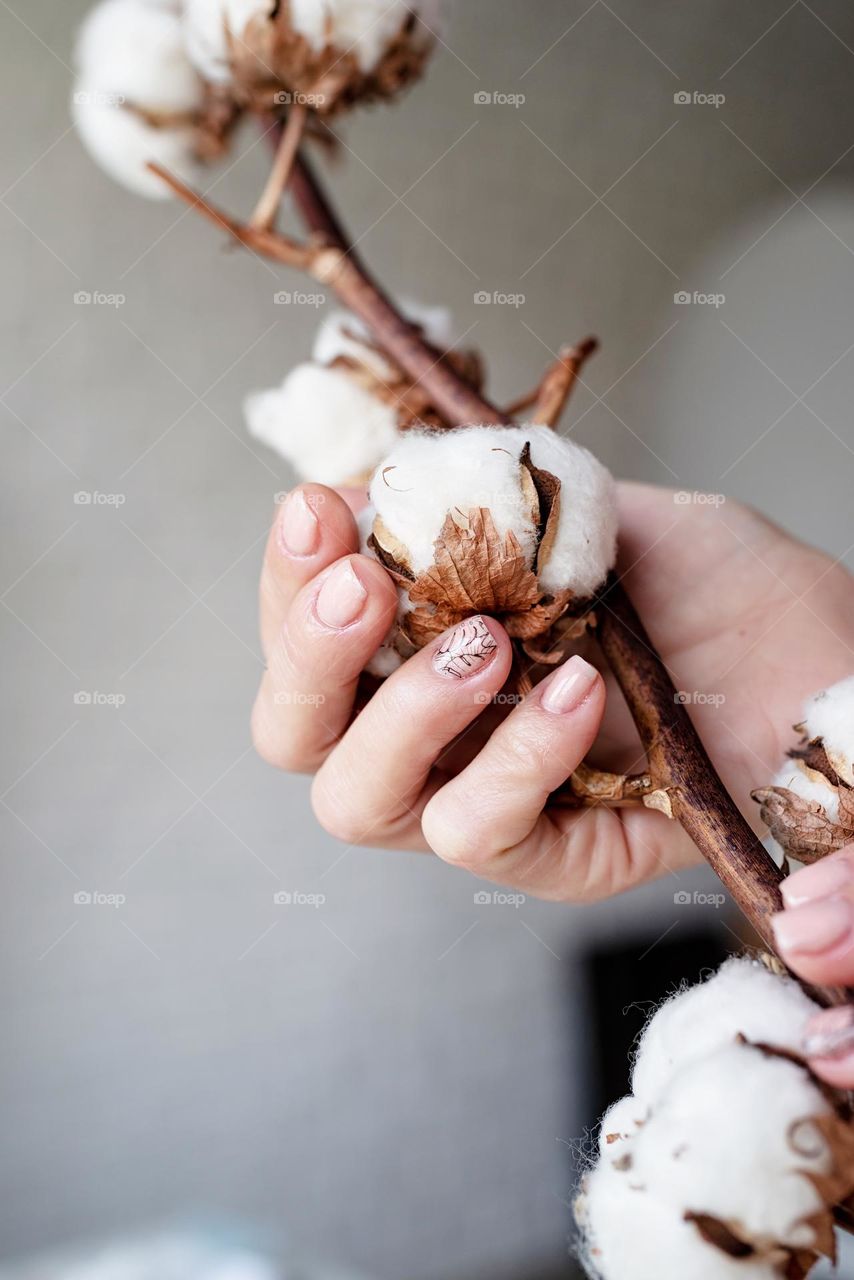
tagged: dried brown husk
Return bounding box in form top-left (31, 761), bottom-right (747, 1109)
top-left (225, 2), bottom-right (434, 114)
top-left (752, 735), bottom-right (854, 863)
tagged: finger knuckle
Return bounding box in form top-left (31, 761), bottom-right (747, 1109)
top-left (251, 703), bottom-right (309, 773)
top-left (310, 776), bottom-right (370, 845)
top-left (422, 800), bottom-right (483, 869)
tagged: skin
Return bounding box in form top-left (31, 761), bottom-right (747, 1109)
top-left (252, 479), bottom-right (854, 1075)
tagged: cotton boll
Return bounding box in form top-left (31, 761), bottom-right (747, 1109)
top-left (631, 956), bottom-right (820, 1105)
top-left (76, 0), bottom-right (204, 112)
top-left (368, 427), bottom-right (541, 575)
top-left (579, 1164), bottom-right (782, 1280)
top-left (72, 86), bottom-right (203, 198)
top-left (803, 674), bottom-right (854, 786)
top-left (245, 363), bottom-right (400, 485)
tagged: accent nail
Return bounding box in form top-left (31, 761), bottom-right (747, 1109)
top-left (315, 561), bottom-right (367, 629)
top-left (541, 654), bottom-right (599, 715)
top-left (803, 1006), bottom-right (854, 1060)
top-left (433, 616), bottom-right (498, 679)
top-left (781, 856), bottom-right (854, 908)
top-left (279, 490), bottom-right (319, 557)
top-left (771, 895), bottom-right (853, 957)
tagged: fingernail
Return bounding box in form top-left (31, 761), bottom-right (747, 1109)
top-left (803, 1006), bottom-right (854, 1060)
top-left (279, 490), bottom-right (319, 557)
top-left (771, 896), bottom-right (854, 957)
top-left (433, 616), bottom-right (498, 679)
top-left (541, 655), bottom-right (599, 715)
top-left (782, 857), bottom-right (854, 908)
top-left (315, 561), bottom-right (367, 629)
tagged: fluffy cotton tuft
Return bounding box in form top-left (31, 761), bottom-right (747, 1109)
top-left (182, 0), bottom-right (272, 85)
top-left (245, 364), bottom-right (400, 486)
top-left (367, 424), bottom-right (617, 598)
top-left (579, 958), bottom-right (837, 1280)
top-left (802, 674), bottom-right (854, 786)
top-left (772, 759), bottom-right (841, 824)
top-left (184, 0), bottom-right (441, 85)
top-left (631, 955), bottom-right (820, 1104)
top-left (73, 0), bottom-right (205, 198)
top-left (288, 0), bottom-right (442, 71)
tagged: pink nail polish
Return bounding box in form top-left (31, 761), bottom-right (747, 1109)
top-left (781, 856), bottom-right (854, 908)
top-left (541, 655), bottom-right (599, 715)
top-left (279, 490), bottom-right (319, 557)
top-left (771, 896), bottom-right (853, 957)
top-left (433, 616), bottom-right (498, 679)
top-left (803, 1006), bottom-right (854, 1060)
top-left (315, 561), bottom-right (367, 629)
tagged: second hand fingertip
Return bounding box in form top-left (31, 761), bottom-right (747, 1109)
top-left (432, 616), bottom-right (500, 680)
top-left (316, 560), bottom-right (367, 630)
top-left (278, 489), bottom-right (320, 558)
top-left (803, 1005), bottom-right (854, 1061)
top-left (540, 654), bottom-right (600, 715)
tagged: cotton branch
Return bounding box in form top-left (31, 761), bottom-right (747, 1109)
top-left (153, 144), bottom-right (845, 1002)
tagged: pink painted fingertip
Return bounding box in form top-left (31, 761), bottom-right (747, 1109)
top-left (315, 561), bottom-right (367, 630)
top-left (279, 490), bottom-right (319, 558)
top-left (433, 616), bottom-right (499, 679)
top-left (771, 895), bottom-right (853, 958)
top-left (781, 855), bottom-right (854, 908)
top-left (541, 655), bottom-right (599, 715)
top-left (803, 1005), bottom-right (854, 1061)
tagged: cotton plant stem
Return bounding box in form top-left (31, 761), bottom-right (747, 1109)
top-left (249, 103), bottom-right (307, 231)
top-left (283, 154), bottom-right (853, 1005)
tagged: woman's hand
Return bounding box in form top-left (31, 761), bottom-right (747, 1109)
top-left (251, 479), bottom-right (854, 903)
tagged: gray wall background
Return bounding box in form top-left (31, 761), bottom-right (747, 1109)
top-left (2, 1), bottom-right (853, 1276)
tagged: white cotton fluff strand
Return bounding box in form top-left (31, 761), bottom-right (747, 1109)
top-left (72, 0), bottom-right (206, 199)
top-left (244, 302), bottom-right (454, 486)
top-left (576, 957), bottom-right (851, 1280)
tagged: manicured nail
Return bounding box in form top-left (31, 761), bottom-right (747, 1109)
top-left (541, 654), bottom-right (599, 715)
top-left (771, 896), bottom-right (853, 957)
top-left (279, 490), bottom-right (319, 557)
top-left (781, 856), bottom-right (854, 908)
top-left (803, 1006), bottom-right (854, 1060)
top-left (315, 561), bottom-right (367, 629)
top-left (434, 616), bottom-right (498, 679)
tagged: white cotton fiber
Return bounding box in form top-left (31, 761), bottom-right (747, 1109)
top-left (183, 0), bottom-right (272, 84)
top-left (579, 1165), bottom-right (783, 1280)
top-left (72, 0), bottom-right (205, 198)
top-left (772, 759), bottom-right (841, 823)
top-left (596, 1096), bottom-right (648, 1155)
top-left (288, 0), bottom-right (441, 71)
top-left (803, 674), bottom-right (854, 786)
top-left (631, 956), bottom-right (820, 1104)
top-left (245, 363), bottom-right (400, 485)
top-left (76, 0), bottom-right (204, 111)
top-left (72, 90), bottom-right (203, 198)
top-left (368, 424), bottom-right (617, 599)
top-left (631, 1044), bottom-right (828, 1246)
